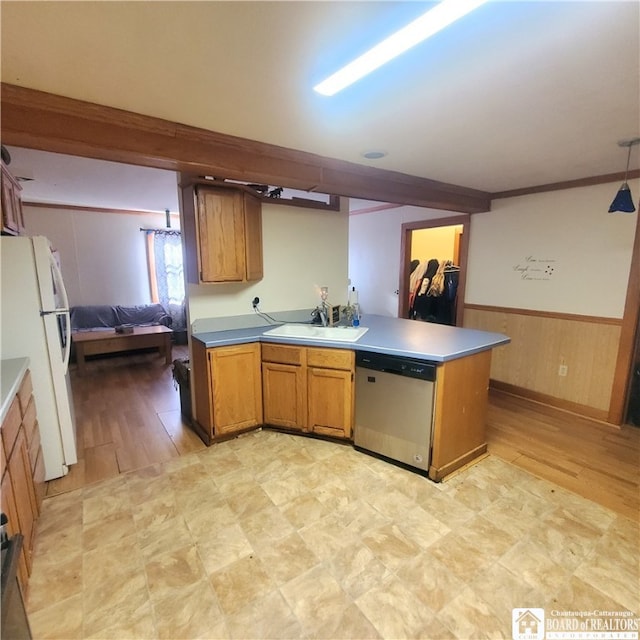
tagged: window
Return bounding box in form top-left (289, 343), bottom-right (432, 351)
top-left (145, 229), bottom-right (186, 330)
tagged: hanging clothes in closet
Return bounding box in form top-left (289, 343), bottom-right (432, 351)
top-left (409, 259), bottom-right (460, 325)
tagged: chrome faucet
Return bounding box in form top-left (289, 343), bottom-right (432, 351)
top-left (312, 304), bottom-right (329, 327)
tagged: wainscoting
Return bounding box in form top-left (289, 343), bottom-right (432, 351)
top-left (464, 305), bottom-right (622, 422)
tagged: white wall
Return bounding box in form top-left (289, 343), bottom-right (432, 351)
top-left (465, 181), bottom-right (637, 318)
top-left (188, 199), bottom-right (350, 324)
top-left (23, 205), bottom-right (177, 307)
top-left (349, 207), bottom-right (459, 316)
top-left (349, 179), bottom-right (638, 319)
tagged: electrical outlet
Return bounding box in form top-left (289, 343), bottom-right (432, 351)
top-left (558, 364), bottom-right (568, 377)
top-left (252, 296), bottom-right (260, 309)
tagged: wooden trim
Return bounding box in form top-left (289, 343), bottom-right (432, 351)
top-left (608, 207), bottom-right (640, 424)
top-left (399, 224), bottom-right (412, 319)
top-left (490, 380), bottom-right (610, 423)
top-left (188, 419), bottom-right (212, 447)
top-left (349, 203), bottom-right (403, 216)
top-left (464, 303), bottom-right (624, 326)
top-left (23, 201), bottom-right (180, 218)
top-left (401, 216), bottom-right (470, 232)
top-left (491, 169), bottom-right (640, 200)
top-left (0, 83), bottom-right (491, 214)
top-left (399, 215), bottom-right (470, 325)
top-left (428, 444), bottom-right (488, 482)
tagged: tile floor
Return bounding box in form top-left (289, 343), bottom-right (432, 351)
top-left (26, 429), bottom-right (639, 639)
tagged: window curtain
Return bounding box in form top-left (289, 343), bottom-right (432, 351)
top-left (145, 229), bottom-right (186, 330)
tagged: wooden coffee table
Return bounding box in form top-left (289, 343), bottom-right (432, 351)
top-left (72, 325), bottom-right (173, 374)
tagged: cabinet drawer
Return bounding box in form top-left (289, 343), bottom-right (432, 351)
top-left (17, 371), bottom-right (33, 415)
top-left (22, 398), bottom-right (38, 448)
top-left (261, 344), bottom-right (305, 366)
top-left (307, 348), bottom-right (354, 371)
top-left (1, 398), bottom-right (21, 458)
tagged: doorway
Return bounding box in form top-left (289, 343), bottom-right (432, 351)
top-left (398, 215), bottom-right (470, 325)
top-left (624, 312), bottom-right (640, 427)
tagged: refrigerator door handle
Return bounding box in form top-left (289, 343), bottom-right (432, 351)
top-left (47, 250), bottom-right (72, 374)
top-left (40, 309), bottom-right (71, 316)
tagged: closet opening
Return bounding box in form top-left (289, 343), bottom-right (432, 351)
top-left (398, 215), bottom-right (470, 326)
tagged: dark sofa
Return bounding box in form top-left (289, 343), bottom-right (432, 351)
top-left (70, 304), bottom-right (173, 331)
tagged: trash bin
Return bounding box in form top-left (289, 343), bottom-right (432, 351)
top-left (172, 358), bottom-right (191, 421)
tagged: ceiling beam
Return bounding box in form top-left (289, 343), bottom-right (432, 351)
top-left (0, 83), bottom-right (491, 214)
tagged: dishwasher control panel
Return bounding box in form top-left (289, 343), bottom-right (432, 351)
top-left (356, 352), bottom-right (436, 381)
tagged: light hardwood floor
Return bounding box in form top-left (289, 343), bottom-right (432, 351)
top-left (487, 390), bottom-right (639, 521)
top-left (47, 350), bottom-right (639, 522)
top-left (46, 345), bottom-right (204, 497)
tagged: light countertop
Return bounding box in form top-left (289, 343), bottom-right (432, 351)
top-left (1, 357), bottom-right (29, 423)
top-left (192, 314), bottom-right (510, 362)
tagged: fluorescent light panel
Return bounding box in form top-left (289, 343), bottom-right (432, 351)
top-left (314, 0), bottom-right (489, 96)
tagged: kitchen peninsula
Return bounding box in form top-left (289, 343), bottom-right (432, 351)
top-left (192, 314), bottom-right (509, 482)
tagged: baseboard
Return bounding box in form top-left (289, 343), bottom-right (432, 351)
top-left (428, 443), bottom-right (488, 482)
top-left (489, 380), bottom-right (612, 425)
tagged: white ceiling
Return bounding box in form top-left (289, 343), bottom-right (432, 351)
top-left (2, 1), bottom-right (639, 212)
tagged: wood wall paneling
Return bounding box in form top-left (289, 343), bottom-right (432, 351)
top-left (464, 306), bottom-right (621, 418)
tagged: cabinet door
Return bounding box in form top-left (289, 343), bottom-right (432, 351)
top-left (1, 472), bottom-right (29, 591)
top-left (7, 430), bottom-right (37, 573)
top-left (11, 184), bottom-right (24, 233)
top-left (209, 343), bottom-right (263, 435)
top-left (308, 367), bottom-right (354, 439)
top-left (262, 362), bottom-right (306, 431)
top-left (243, 192), bottom-right (263, 282)
top-left (0, 165), bottom-right (23, 235)
top-left (197, 187), bottom-right (246, 282)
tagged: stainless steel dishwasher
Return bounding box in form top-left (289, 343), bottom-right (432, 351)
top-left (354, 351), bottom-right (436, 474)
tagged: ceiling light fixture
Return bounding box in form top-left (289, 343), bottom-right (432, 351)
top-left (362, 150), bottom-right (388, 160)
top-left (313, 0), bottom-right (489, 96)
top-left (609, 138), bottom-right (640, 214)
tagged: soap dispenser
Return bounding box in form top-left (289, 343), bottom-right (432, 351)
top-left (350, 287), bottom-right (360, 327)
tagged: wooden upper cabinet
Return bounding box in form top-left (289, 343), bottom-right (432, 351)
top-left (182, 183), bottom-right (263, 284)
top-left (242, 191), bottom-right (263, 281)
top-left (1, 161), bottom-right (24, 236)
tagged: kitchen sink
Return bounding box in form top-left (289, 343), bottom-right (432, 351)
top-left (263, 324), bottom-right (369, 342)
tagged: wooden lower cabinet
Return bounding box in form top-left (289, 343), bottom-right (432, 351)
top-left (429, 349), bottom-right (492, 481)
top-left (262, 362), bottom-right (307, 431)
top-left (307, 347), bottom-right (354, 439)
top-left (261, 344), bottom-right (306, 432)
top-left (308, 366), bottom-right (354, 439)
top-left (262, 344), bottom-right (354, 439)
top-left (192, 341), bottom-right (263, 440)
top-left (1, 368), bottom-right (44, 596)
top-left (1, 472), bottom-right (29, 589)
top-left (7, 430), bottom-right (37, 564)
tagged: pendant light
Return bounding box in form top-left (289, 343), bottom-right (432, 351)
top-left (609, 138), bottom-right (640, 213)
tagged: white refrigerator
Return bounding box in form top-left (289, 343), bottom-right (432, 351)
top-left (1, 235), bottom-right (77, 480)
